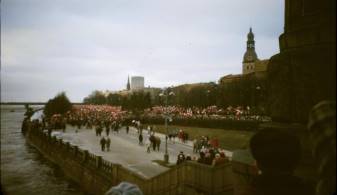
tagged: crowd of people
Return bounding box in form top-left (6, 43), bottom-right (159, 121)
top-left (176, 135), bottom-right (229, 167)
top-left (63, 105), bottom-right (167, 154)
top-left (41, 105), bottom-right (232, 166)
top-left (144, 105), bottom-right (271, 121)
top-left (23, 100), bottom-right (336, 195)
top-left (65, 105), bottom-right (128, 130)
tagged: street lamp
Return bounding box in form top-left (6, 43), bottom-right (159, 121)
top-left (206, 89), bottom-right (210, 104)
top-left (159, 89), bottom-right (175, 164)
top-left (255, 86), bottom-right (261, 113)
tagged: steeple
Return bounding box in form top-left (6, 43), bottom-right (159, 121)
top-left (247, 27), bottom-right (255, 49)
top-left (243, 27), bottom-right (258, 63)
top-left (126, 75), bottom-right (130, 90)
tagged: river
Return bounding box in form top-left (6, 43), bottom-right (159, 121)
top-left (1, 105), bottom-right (85, 195)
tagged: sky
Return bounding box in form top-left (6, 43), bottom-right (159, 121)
top-left (1, 0), bottom-right (284, 103)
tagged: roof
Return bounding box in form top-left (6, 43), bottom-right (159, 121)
top-left (219, 74), bottom-right (243, 84)
top-left (254, 59), bottom-right (269, 72)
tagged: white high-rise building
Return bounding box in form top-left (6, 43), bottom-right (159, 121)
top-left (131, 76), bottom-right (144, 91)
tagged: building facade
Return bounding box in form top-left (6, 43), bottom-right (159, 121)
top-left (131, 76), bottom-right (145, 91)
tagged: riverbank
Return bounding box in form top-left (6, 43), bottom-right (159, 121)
top-left (25, 125), bottom-right (235, 195)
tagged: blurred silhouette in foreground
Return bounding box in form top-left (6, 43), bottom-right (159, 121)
top-left (247, 128), bottom-right (315, 195)
top-left (308, 101), bottom-right (336, 195)
top-left (105, 182), bottom-right (143, 195)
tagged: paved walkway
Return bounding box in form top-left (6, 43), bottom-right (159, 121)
top-left (52, 125), bottom-right (232, 178)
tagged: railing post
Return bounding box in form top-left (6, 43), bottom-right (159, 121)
top-left (83, 150), bottom-right (89, 162)
top-left (74, 146), bottom-right (78, 157)
top-left (66, 142), bottom-right (70, 152)
top-left (211, 167), bottom-right (214, 195)
top-left (96, 156), bottom-right (102, 169)
top-left (114, 164), bottom-right (121, 185)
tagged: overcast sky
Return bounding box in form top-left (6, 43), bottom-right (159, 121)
top-left (1, 0), bottom-right (284, 102)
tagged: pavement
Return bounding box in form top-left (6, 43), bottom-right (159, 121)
top-left (52, 125), bottom-right (233, 178)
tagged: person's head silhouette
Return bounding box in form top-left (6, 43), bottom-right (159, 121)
top-left (105, 182), bottom-right (143, 195)
top-left (250, 128), bottom-right (301, 175)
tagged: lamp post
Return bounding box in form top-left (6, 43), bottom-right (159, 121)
top-left (159, 89), bottom-right (175, 164)
top-left (206, 90), bottom-right (210, 107)
top-left (255, 86), bottom-right (261, 113)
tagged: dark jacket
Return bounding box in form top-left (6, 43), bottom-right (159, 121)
top-left (250, 173), bottom-right (315, 195)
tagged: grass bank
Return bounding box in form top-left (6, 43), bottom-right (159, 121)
top-left (145, 124), bottom-right (255, 151)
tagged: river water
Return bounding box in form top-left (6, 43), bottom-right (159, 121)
top-left (1, 105), bottom-right (85, 195)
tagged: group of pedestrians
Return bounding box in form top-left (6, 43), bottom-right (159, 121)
top-left (193, 135), bottom-right (219, 153)
top-left (176, 148), bottom-right (229, 167)
top-left (100, 136), bottom-right (111, 152)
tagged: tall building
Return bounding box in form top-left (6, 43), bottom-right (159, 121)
top-left (242, 27), bottom-right (259, 74)
top-left (126, 75), bottom-right (130, 91)
top-left (131, 76), bottom-right (144, 91)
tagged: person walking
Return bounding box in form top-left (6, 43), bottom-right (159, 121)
top-left (95, 126), bottom-right (99, 136)
top-left (139, 133), bottom-right (143, 145)
top-left (114, 123), bottom-right (119, 134)
top-left (126, 125), bottom-right (129, 134)
top-left (61, 118), bottom-right (66, 133)
top-left (100, 137), bottom-right (106, 151)
top-left (106, 137), bottom-right (111, 151)
top-left (145, 138), bottom-right (151, 153)
top-left (105, 125), bottom-right (110, 136)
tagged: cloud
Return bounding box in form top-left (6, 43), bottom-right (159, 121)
top-left (1, 0), bottom-right (284, 102)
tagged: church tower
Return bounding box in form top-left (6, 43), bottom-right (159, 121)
top-left (126, 75), bottom-right (130, 90)
top-left (242, 27), bottom-right (259, 74)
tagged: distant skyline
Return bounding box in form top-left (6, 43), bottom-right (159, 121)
top-left (1, 0), bottom-right (284, 102)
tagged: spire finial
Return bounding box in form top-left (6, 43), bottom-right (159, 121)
top-left (127, 75), bottom-right (131, 90)
top-left (250, 27), bottom-right (252, 33)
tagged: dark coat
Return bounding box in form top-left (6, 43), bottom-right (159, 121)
top-left (249, 174), bottom-right (315, 195)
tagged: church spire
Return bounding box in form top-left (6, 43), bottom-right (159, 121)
top-left (243, 27), bottom-right (258, 63)
top-left (247, 27), bottom-right (255, 49)
top-left (126, 75), bottom-right (130, 90)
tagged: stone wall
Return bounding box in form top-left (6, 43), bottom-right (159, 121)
top-left (27, 128), bottom-right (119, 195)
top-left (267, 0), bottom-right (336, 123)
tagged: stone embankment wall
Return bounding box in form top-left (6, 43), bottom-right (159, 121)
top-left (26, 127), bottom-right (235, 195)
top-left (27, 128), bottom-right (118, 194)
